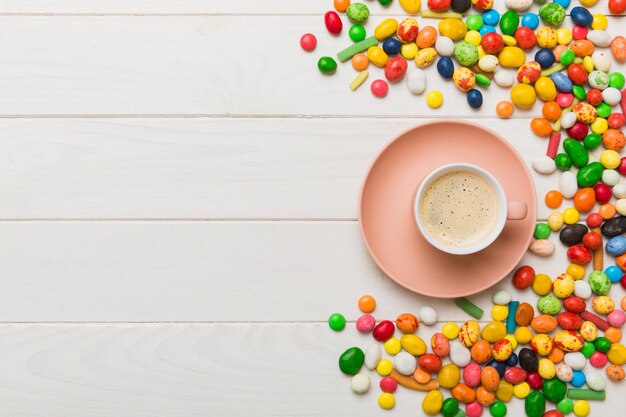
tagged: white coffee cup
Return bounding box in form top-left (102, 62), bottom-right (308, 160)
top-left (413, 163), bottom-right (527, 255)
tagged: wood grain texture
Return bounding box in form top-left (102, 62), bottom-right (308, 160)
top-left (0, 323), bottom-right (620, 416)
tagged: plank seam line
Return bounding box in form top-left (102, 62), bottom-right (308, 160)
top-left (0, 218), bottom-right (550, 222)
top-left (0, 12), bottom-right (619, 17)
top-left (0, 114), bottom-right (545, 120)
top-left (0, 320), bottom-right (498, 324)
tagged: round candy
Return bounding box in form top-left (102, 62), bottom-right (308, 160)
top-left (300, 33), bottom-right (317, 51)
top-left (352, 53), bottom-right (369, 71)
top-left (573, 400), bottom-right (590, 417)
top-left (397, 18), bottom-right (419, 43)
top-left (370, 79), bottom-right (389, 98)
top-left (535, 48), bottom-right (555, 69)
top-left (454, 41), bottom-right (479, 66)
top-left (442, 321), bottom-right (460, 339)
top-left (419, 305), bottom-right (438, 325)
top-left (571, 7), bottom-right (593, 27)
top-left (356, 314), bottom-right (376, 333)
top-left (379, 376), bottom-right (397, 393)
top-left (358, 294), bottom-right (376, 312)
top-left (349, 25), bottom-right (366, 42)
top-left (350, 373), bottom-right (370, 394)
top-left (510, 84), bottom-right (536, 109)
top-left (494, 70), bottom-right (514, 88)
top-left (378, 393), bottom-right (395, 410)
top-left (522, 13), bottom-right (539, 29)
top-left (328, 313), bottom-right (346, 330)
top-left (317, 56), bottom-right (337, 73)
top-left (426, 90), bottom-right (444, 108)
top-left (515, 26), bottom-right (536, 49)
top-left (496, 100), bottom-right (514, 118)
top-left (467, 89), bottom-right (483, 109)
top-left (589, 70), bottom-right (609, 90)
top-left (483, 9), bottom-right (500, 25)
top-left (558, 398), bottom-right (574, 414)
top-left (382, 37), bottom-right (401, 56)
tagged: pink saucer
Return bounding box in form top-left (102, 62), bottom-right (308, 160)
top-left (359, 120), bottom-right (537, 298)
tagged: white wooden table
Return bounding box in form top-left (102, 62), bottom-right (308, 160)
top-left (0, 1), bottom-right (624, 415)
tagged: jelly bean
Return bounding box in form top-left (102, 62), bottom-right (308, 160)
top-left (373, 320), bottom-right (394, 341)
top-left (339, 347), bottom-right (365, 375)
top-left (317, 56), bottom-right (337, 74)
top-left (498, 46), bottom-right (526, 68)
top-left (535, 76), bottom-right (557, 102)
top-left (399, 0), bottom-right (421, 13)
top-left (438, 18), bottom-right (467, 41)
top-left (525, 390), bottom-right (546, 417)
top-left (364, 343), bottom-right (381, 370)
top-left (401, 334), bottom-right (427, 355)
top-left (374, 19), bottom-right (398, 41)
top-left (324, 11), bottom-right (343, 35)
top-left (499, 10), bottom-right (519, 36)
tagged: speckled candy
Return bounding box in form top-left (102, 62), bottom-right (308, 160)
top-left (517, 61), bottom-right (541, 84)
top-left (453, 67), bottom-right (476, 92)
top-left (453, 41), bottom-right (479, 67)
top-left (574, 103), bottom-right (598, 124)
top-left (460, 320), bottom-right (480, 347)
top-left (397, 18), bottom-right (419, 43)
top-left (551, 72), bottom-right (573, 93)
top-left (540, 3), bottom-right (566, 26)
top-left (538, 295), bottom-right (562, 315)
top-left (554, 330), bottom-right (584, 352)
top-left (589, 70), bottom-right (609, 90)
top-left (346, 3), bottom-right (369, 23)
top-left (588, 270), bottom-right (611, 295)
top-left (531, 334), bottom-right (555, 356)
top-left (357, 314), bottom-right (376, 332)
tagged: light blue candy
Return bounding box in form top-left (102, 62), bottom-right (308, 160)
top-left (479, 25), bottom-right (496, 36)
top-left (605, 265), bottom-right (623, 283)
top-left (521, 13), bottom-right (539, 30)
top-left (553, 0), bottom-right (571, 8)
top-left (606, 235), bottom-right (626, 257)
top-left (482, 10), bottom-right (500, 26)
top-left (551, 72), bottom-right (573, 93)
top-left (571, 370), bottom-right (586, 388)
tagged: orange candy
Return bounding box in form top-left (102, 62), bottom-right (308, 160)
top-left (548, 347), bottom-right (565, 364)
top-left (358, 294), bottom-right (376, 313)
top-left (622, 296), bottom-right (626, 310)
top-left (496, 101), bottom-right (514, 118)
top-left (352, 53), bottom-right (369, 71)
top-left (542, 102), bottom-right (562, 122)
top-left (599, 203), bottom-right (617, 219)
top-left (451, 384), bottom-right (476, 404)
top-left (334, 0), bottom-right (350, 12)
top-left (531, 118), bottom-right (553, 137)
top-left (574, 188), bottom-right (596, 212)
top-left (413, 368), bottom-right (431, 384)
top-left (476, 385), bottom-right (496, 406)
top-left (603, 129), bottom-right (626, 151)
top-left (570, 40), bottom-right (595, 57)
top-left (605, 327), bottom-right (622, 343)
top-left (416, 26), bottom-right (438, 48)
top-left (545, 190), bottom-right (563, 208)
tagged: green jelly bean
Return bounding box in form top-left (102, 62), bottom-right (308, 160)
top-left (557, 398), bottom-right (574, 414)
top-left (346, 3), bottom-right (369, 23)
top-left (349, 24), bottom-right (366, 42)
top-left (318, 56), bottom-right (338, 73)
top-left (543, 378), bottom-right (567, 403)
top-left (563, 138), bottom-right (589, 168)
top-left (500, 10), bottom-right (519, 35)
top-left (534, 223), bottom-right (551, 239)
top-left (581, 341), bottom-right (596, 357)
top-left (609, 72), bottom-right (625, 90)
top-left (583, 133), bottom-right (602, 150)
top-left (572, 85), bottom-right (587, 100)
top-left (555, 153), bottom-right (572, 171)
top-left (476, 73), bottom-right (491, 87)
top-left (489, 401), bottom-right (507, 417)
top-left (338, 346), bottom-right (365, 375)
top-left (442, 397), bottom-right (460, 417)
top-left (328, 312), bottom-right (346, 331)
top-left (594, 336), bottom-right (611, 353)
top-left (525, 390), bottom-right (546, 417)
top-left (466, 14), bottom-right (483, 31)
top-left (566, 388), bottom-right (606, 400)
top-left (596, 102), bottom-right (612, 119)
top-left (577, 162), bottom-right (604, 187)
top-left (560, 49), bottom-right (575, 66)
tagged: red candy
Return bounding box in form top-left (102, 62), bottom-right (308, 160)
top-left (543, 411), bottom-right (565, 417)
top-left (513, 265), bottom-right (536, 289)
top-left (619, 157), bottom-right (626, 175)
top-left (608, 113), bottom-right (626, 129)
top-left (504, 367), bottom-right (527, 384)
top-left (609, 0), bottom-right (626, 14)
top-left (581, 310), bottom-right (610, 331)
top-left (427, 0), bottom-right (451, 12)
top-left (370, 79), bottom-right (389, 98)
top-left (373, 320), bottom-right (395, 341)
top-left (586, 89), bottom-right (604, 106)
top-left (300, 33), bottom-right (317, 51)
top-left (594, 183), bottom-right (612, 203)
top-left (526, 371), bottom-right (543, 390)
top-left (567, 64), bottom-right (588, 85)
top-left (418, 353), bottom-right (443, 373)
top-left (380, 376), bottom-right (398, 393)
top-left (324, 11), bottom-right (343, 35)
top-left (564, 296), bottom-right (586, 314)
top-left (586, 213), bottom-right (603, 228)
top-left (589, 351), bottom-right (608, 368)
top-left (515, 26), bottom-right (537, 50)
top-left (481, 32), bottom-right (504, 54)
top-left (582, 231), bottom-right (603, 250)
top-left (384, 57), bottom-right (408, 82)
top-left (572, 25), bottom-right (588, 40)
top-left (566, 122), bottom-right (589, 140)
top-left (567, 245), bottom-right (592, 265)
top-left (621, 274), bottom-right (626, 289)
top-left (557, 312), bottom-right (583, 330)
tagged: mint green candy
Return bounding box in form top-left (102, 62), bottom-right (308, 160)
top-left (589, 270), bottom-right (611, 295)
top-left (540, 3), bottom-right (566, 26)
top-left (454, 41), bottom-right (479, 66)
top-left (537, 295), bottom-right (561, 315)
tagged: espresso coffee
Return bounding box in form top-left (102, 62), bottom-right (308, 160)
top-left (420, 170), bottom-right (500, 249)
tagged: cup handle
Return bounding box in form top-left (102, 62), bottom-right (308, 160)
top-left (506, 201), bottom-right (528, 220)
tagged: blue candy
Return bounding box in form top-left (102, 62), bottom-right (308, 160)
top-left (506, 353), bottom-right (519, 367)
top-left (486, 359), bottom-right (507, 376)
top-left (482, 10), bottom-right (500, 26)
top-left (479, 25), bottom-right (496, 36)
top-left (382, 37), bottom-right (401, 56)
top-left (467, 89), bottom-right (483, 109)
top-left (535, 48), bottom-right (556, 69)
top-left (551, 72), bottom-right (573, 92)
top-left (553, 0), bottom-right (571, 8)
top-left (606, 235), bottom-right (626, 257)
top-left (437, 56), bottom-right (454, 79)
top-left (571, 370), bottom-right (586, 388)
top-left (605, 265), bottom-right (623, 283)
top-left (571, 6), bottom-right (593, 27)
top-left (521, 13), bottom-right (539, 30)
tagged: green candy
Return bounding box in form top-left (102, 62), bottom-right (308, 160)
top-left (378, 0), bottom-right (392, 5)
top-left (581, 341), bottom-right (596, 357)
top-left (349, 24), bottom-right (366, 42)
top-left (594, 336), bottom-right (611, 353)
top-left (543, 378), bottom-right (567, 403)
top-left (454, 41), bottom-right (479, 66)
top-left (572, 85), bottom-right (587, 100)
top-left (588, 270), bottom-right (611, 295)
top-left (596, 102), bottom-right (612, 119)
top-left (500, 10), bottom-right (520, 36)
top-left (557, 398), bottom-right (574, 414)
top-left (346, 3), bottom-right (369, 23)
top-left (328, 312), bottom-right (346, 331)
top-left (318, 56), bottom-right (337, 73)
top-left (583, 133), bottom-right (602, 150)
top-left (442, 398), bottom-right (460, 417)
top-left (338, 346), bottom-right (365, 375)
top-left (525, 391), bottom-right (546, 417)
top-left (539, 3), bottom-right (566, 26)
top-left (577, 162), bottom-right (603, 188)
top-left (609, 72), bottom-right (626, 89)
top-left (476, 74), bottom-right (491, 87)
top-left (563, 138), bottom-right (589, 168)
top-left (555, 153), bottom-right (572, 171)
top-left (534, 223), bottom-right (551, 239)
top-left (489, 401), bottom-right (507, 417)
top-left (537, 295), bottom-right (562, 315)
top-left (466, 14), bottom-right (483, 31)
top-left (560, 49), bottom-right (575, 66)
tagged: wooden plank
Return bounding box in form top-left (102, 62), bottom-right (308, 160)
top-left (0, 323), bottom-right (620, 416)
top-left (0, 117), bottom-right (578, 220)
top-left (0, 15), bottom-right (623, 116)
top-left (0, 220), bottom-right (617, 322)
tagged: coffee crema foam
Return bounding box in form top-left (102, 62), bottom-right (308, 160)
top-left (420, 170), bottom-right (499, 249)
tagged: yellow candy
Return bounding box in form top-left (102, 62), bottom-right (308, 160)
top-left (401, 43), bottom-right (418, 60)
top-left (608, 342), bottom-right (626, 365)
top-left (554, 330), bottom-right (584, 352)
top-left (438, 363), bottom-right (461, 389)
top-left (562, 207), bottom-right (580, 225)
top-left (580, 321), bottom-right (598, 342)
top-left (513, 382), bottom-right (530, 399)
top-left (515, 326), bottom-right (533, 344)
top-left (556, 28), bottom-right (573, 45)
top-left (553, 273), bottom-right (575, 298)
top-left (438, 18), bottom-right (467, 41)
top-left (591, 14), bottom-right (608, 31)
top-left (510, 84), bottom-right (536, 109)
top-left (600, 150), bottom-right (621, 169)
top-left (496, 380), bottom-right (514, 402)
top-left (535, 76), bottom-right (557, 102)
top-left (399, 0), bottom-right (422, 14)
top-left (502, 35), bottom-right (517, 46)
top-left (498, 46), bottom-right (526, 68)
top-left (530, 334), bottom-right (554, 356)
top-left (547, 210), bottom-right (564, 232)
top-left (415, 47), bottom-right (437, 68)
top-left (401, 334), bottom-right (427, 356)
top-left (481, 321), bottom-right (507, 343)
top-left (532, 273), bottom-right (552, 296)
top-left (422, 390), bottom-right (443, 415)
top-left (491, 305), bottom-right (509, 321)
top-left (465, 30), bottom-right (482, 46)
top-left (573, 400), bottom-right (590, 417)
top-left (538, 358), bottom-right (556, 379)
top-left (566, 263), bottom-right (585, 280)
top-left (459, 320), bottom-right (481, 347)
top-left (537, 27), bottom-right (557, 49)
top-left (582, 56), bottom-right (594, 73)
top-left (477, 45), bottom-right (486, 59)
top-left (504, 334), bottom-right (518, 350)
top-left (579, 0), bottom-right (598, 6)
top-left (378, 393), bottom-right (396, 410)
top-left (592, 295), bottom-right (615, 315)
top-left (376, 358), bottom-right (393, 376)
top-left (374, 18), bottom-right (399, 41)
top-left (367, 46), bottom-right (389, 67)
top-left (426, 90), bottom-right (444, 108)
top-left (442, 322), bottom-right (460, 339)
top-left (591, 117), bottom-right (608, 134)
top-left (385, 337), bottom-right (402, 355)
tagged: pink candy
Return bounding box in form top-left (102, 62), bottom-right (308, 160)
top-left (589, 351), bottom-right (608, 368)
top-left (608, 310), bottom-right (626, 327)
top-left (466, 401), bottom-right (484, 417)
top-left (572, 25), bottom-right (588, 41)
top-left (371, 79), bottom-right (389, 98)
top-left (356, 314), bottom-right (376, 333)
top-left (379, 376), bottom-right (397, 393)
top-left (463, 363), bottom-right (481, 387)
top-left (556, 92), bottom-right (574, 108)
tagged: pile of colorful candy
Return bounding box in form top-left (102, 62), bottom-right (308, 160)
top-left (330, 288), bottom-right (625, 416)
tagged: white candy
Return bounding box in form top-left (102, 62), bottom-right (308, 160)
top-left (592, 51), bottom-right (611, 73)
top-left (478, 55), bottom-right (499, 73)
top-left (574, 280), bottom-right (592, 299)
top-left (616, 198), bottom-right (626, 216)
top-left (364, 343), bottom-right (381, 370)
top-left (505, 0), bottom-right (533, 11)
top-left (556, 364), bottom-right (574, 382)
top-left (350, 374), bottom-right (370, 394)
top-left (587, 30), bottom-right (612, 48)
top-left (435, 36), bottom-right (455, 57)
top-left (449, 341), bottom-right (471, 367)
top-left (602, 169), bottom-right (620, 186)
top-left (529, 239), bottom-right (555, 257)
top-left (532, 156), bottom-right (557, 175)
top-left (394, 351), bottom-right (417, 375)
top-left (492, 290), bottom-right (512, 306)
top-left (559, 171), bottom-right (578, 199)
top-left (407, 69), bottom-right (427, 95)
top-left (586, 371), bottom-right (606, 391)
top-left (602, 87), bottom-right (622, 106)
top-left (560, 112), bottom-right (577, 129)
top-left (613, 182), bottom-right (626, 199)
top-left (418, 306), bottom-right (438, 325)
top-left (494, 70), bottom-right (514, 88)
top-left (564, 352), bottom-right (586, 370)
